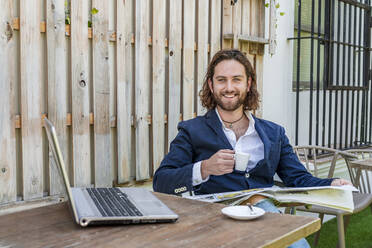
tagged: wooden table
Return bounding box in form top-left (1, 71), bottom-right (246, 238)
top-left (0, 193), bottom-right (320, 248)
top-left (350, 158), bottom-right (372, 189)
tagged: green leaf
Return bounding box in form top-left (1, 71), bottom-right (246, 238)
top-left (279, 12), bottom-right (285, 16)
top-left (265, 3), bottom-right (269, 8)
top-left (88, 20), bottom-right (92, 28)
top-left (65, 0), bottom-right (68, 7)
top-left (91, 7), bottom-right (99, 15)
top-left (275, 3), bottom-right (280, 9)
top-left (65, 17), bottom-right (70, 25)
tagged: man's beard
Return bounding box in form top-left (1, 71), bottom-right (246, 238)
top-left (213, 90), bottom-right (247, 111)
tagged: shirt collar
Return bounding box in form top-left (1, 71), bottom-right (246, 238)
top-left (214, 108), bottom-right (255, 133)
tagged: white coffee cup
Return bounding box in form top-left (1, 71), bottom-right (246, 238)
top-left (234, 152), bottom-right (250, 171)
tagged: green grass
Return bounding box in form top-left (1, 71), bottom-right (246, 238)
top-left (305, 207), bottom-right (372, 248)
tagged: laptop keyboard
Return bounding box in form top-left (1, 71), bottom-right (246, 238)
top-left (86, 188), bottom-right (143, 217)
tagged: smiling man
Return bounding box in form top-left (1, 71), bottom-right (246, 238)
top-left (153, 49), bottom-right (350, 247)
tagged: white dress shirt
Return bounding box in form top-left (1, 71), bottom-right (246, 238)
top-left (192, 109), bottom-right (265, 186)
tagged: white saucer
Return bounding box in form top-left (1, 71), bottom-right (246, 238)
top-left (221, 205), bottom-right (265, 220)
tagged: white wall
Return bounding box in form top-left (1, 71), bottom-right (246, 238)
top-left (262, 0), bottom-right (297, 143)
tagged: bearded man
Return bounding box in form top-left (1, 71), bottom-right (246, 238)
top-left (153, 49), bottom-right (350, 248)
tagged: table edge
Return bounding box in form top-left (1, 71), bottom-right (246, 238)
top-left (261, 217), bottom-right (321, 248)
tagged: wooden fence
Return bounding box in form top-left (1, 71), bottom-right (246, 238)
top-left (0, 0), bottom-right (273, 205)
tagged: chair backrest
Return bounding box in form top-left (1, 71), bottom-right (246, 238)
top-left (344, 149), bottom-right (372, 194)
top-left (293, 145), bottom-right (357, 179)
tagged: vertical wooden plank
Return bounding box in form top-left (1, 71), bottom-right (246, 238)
top-left (222, 0), bottom-right (233, 49)
top-left (258, 0), bottom-right (265, 38)
top-left (20, 0), bottom-right (43, 200)
top-left (197, 0), bottom-right (209, 115)
top-left (232, 0), bottom-right (241, 48)
top-left (249, 0), bottom-right (260, 55)
top-left (92, 0), bottom-right (111, 187)
top-left (268, 0), bottom-right (277, 55)
top-left (71, 0), bottom-right (91, 187)
top-left (240, 0), bottom-right (255, 108)
top-left (182, 0), bottom-right (195, 120)
top-left (0, 0), bottom-right (16, 203)
top-left (210, 0), bottom-right (222, 56)
top-left (241, 0), bottom-right (251, 36)
top-left (117, 0), bottom-right (133, 183)
top-left (46, 0), bottom-right (68, 195)
top-left (168, 0), bottom-right (182, 148)
top-left (152, 0), bottom-right (166, 172)
top-left (241, 0), bottom-right (251, 53)
top-left (135, 0), bottom-right (150, 180)
top-left (258, 0), bottom-right (265, 55)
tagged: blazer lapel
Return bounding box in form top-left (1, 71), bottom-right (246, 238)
top-left (205, 110), bottom-right (233, 149)
top-left (253, 116), bottom-right (272, 160)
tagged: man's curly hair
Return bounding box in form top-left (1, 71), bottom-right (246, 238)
top-left (199, 49), bottom-right (260, 111)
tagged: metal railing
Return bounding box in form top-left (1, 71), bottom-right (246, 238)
top-left (290, 0), bottom-right (372, 149)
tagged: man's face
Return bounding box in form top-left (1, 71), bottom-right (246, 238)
top-left (208, 59), bottom-right (251, 111)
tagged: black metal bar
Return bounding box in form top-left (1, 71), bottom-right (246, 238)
top-left (316, 0), bottom-right (322, 146)
top-left (368, 1), bottom-right (372, 144)
top-left (370, 68), bottom-right (372, 143)
top-left (295, 0), bottom-right (302, 145)
top-left (350, 2), bottom-right (357, 147)
top-left (361, 0), bottom-right (366, 143)
top-left (345, 3), bottom-right (353, 148)
top-left (355, 2), bottom-right (363, 145)
top-left (370, 86), bottom-right (372, 144)
top-left (327, 85), bottom-right (369, 90)
top-left (327, 0), bottom-right (335, 148)
top-left (329, 39), bottom-right (371, 48)
top-left (369, 0), bottom-right (372, 144)
top-left (369, 78), bottom-right (372, 144)
top-left (322, 0), bottom-right (328, 147)
top-left (309, 0), bottom-right (315, 145)
top-left (333, 0), bottom-right (341, 149)
top-left (361, 0), bottom-right (371, 143)
top-left (339, 2), bottom-right (347, 149)
top-left (370, 0), bottom-right (372, 144)
top-left (288, 36), bottom-right (371, 50)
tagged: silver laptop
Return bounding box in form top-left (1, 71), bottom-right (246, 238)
top-left (44, 118), bottom-right (178, 227)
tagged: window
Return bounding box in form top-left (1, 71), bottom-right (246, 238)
top-left (292, 0), bottom-right (325, 91)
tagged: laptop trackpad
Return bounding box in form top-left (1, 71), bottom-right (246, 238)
top-left (123, 188), bottom-right (174, 215)
top-left (138, 200), bottom-right (170, 215)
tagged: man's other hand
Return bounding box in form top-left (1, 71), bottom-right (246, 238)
top-left (331, 178), bottom-right (352, 186)
top-left (201, 149), bottom-right (235, 179)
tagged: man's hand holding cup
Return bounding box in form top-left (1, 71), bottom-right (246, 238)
top-left (201, 149), bottom-right (251, 179)
top-left (201, 149), bottom-right (235, 179)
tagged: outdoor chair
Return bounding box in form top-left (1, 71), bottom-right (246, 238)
top-left (292, 145), bottom-right (372, 248)
top-left (344, 149), bottom-right (372, 194)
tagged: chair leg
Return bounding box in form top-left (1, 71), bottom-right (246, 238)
top-left (344, 215), bottom-right (351, 233)
top-left (283, 206), bottom-right (297, 215)
top-left (284, 207), bottom-right (291, 214)
top-left (336, 214), bottom-right (345, 248)
top-left (313, 213), bottom-right (324, 246)
top-left (290, 206), bottom-right (296, 215)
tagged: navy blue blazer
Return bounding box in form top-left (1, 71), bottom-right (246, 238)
top-left (153, 110), bottom-right (333, 195)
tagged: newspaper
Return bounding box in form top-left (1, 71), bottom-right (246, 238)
top-left (183, 185), bottom-right (358, 212)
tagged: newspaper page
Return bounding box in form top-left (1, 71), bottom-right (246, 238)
top-left (183, 188), bottom-right (266, 203)
top-left (184, 185), bottom-right (358, 212)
